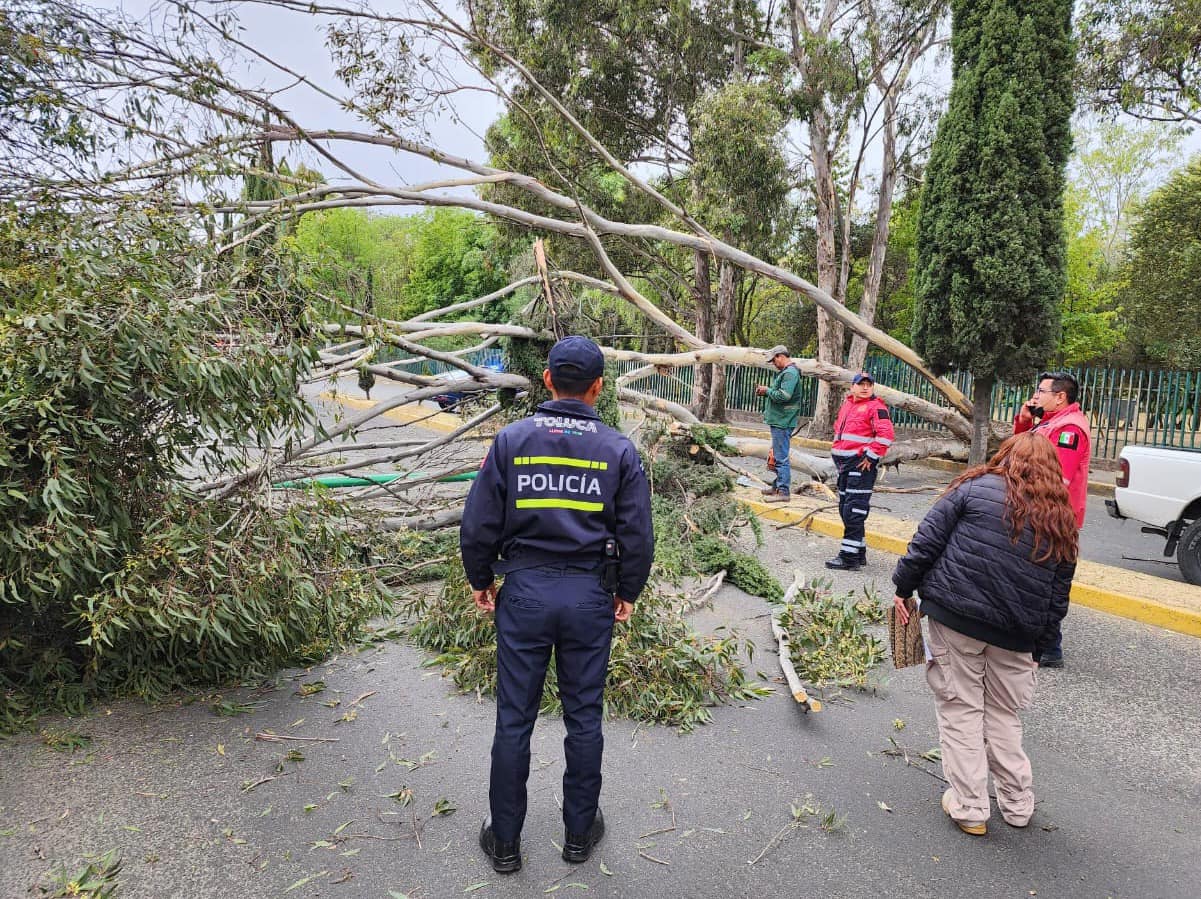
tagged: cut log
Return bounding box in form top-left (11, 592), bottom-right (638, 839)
top-left (883, 437), bottom-right (969, 466)
top-left (771, 573), bottom-right (823, 713)
top-left (724, 436), bottom-right (837, 482)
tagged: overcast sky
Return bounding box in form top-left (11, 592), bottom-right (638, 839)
top-left (114, 0), bottom-right (501, 199)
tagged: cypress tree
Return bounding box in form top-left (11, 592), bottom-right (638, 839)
top-left (913, 0), bottom-right (1075, 461)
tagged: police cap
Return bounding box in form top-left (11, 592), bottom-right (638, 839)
top-left (548, 335), bottom-right (605, 381)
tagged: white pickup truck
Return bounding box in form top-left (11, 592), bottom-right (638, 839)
top-left (1106, 445), bottom-right (1201, 585)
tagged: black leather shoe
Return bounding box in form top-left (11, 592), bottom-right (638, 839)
top-left (858, 549), bottom-right (868, 566)
top-left (479, 817), bottom-right (521, 874)
top-left (562, 809), bottom-right (605, 864)
top-left (824, 553), bottom-right (863, 571)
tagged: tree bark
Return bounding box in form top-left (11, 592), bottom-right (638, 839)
top-left (705, 258), bottom-right (738, 422)
top-left (693, 249), bottom-right (714, 415)
top-left (847, 93), bottom-right (899, 374)
top-left (810, 107), bottom-right (845, 436)
top-left (970, 374), bottom-right (995, 465)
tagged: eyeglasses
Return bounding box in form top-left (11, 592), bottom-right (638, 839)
top-left (1034, 387), bottom-right (1054, 394)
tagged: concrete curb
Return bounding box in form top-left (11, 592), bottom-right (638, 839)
top-left (322, 390), bottom-right (464, 433)
top-left (741, 494), bottom-right (1201, 640)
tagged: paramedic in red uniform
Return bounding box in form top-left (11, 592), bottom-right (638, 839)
top-left (1014, 370), bottom-right (1091, 669)
top-left (825, 371), bottom-right (895, 571)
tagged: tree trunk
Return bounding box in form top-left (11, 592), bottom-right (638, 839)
top-left (705, 257), bottom-right (738, 422)
top-left (810, 108), bottom-right (844, 435)
top-left (970, 374), bottom-right (995, 465)
top-left (847, 93), bottom-right (899, 374)
top-left (693, 249), bottom-right (714, 415)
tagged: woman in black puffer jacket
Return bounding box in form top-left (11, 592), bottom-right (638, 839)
top-left (891, 432), bottom-right (1078, 836)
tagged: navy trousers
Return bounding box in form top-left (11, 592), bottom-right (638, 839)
top-left (835, 454), bottom-right (878, 557)
top-left (490, 564), bottom-right (615, 843)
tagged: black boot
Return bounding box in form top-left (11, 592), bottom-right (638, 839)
top-left (858, 548), bottom-right (868, 566)
top-left (825, 553), bottom-right (863, 571)
top-left (480, 817), bottom-right (522, 874)
top-left (563, 809), bottom-right (605, 864)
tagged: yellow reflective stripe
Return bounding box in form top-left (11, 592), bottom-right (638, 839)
top-left (515, 498), bottom-right (605, 512)
top-left (512, 456), bottom-right (608, 470)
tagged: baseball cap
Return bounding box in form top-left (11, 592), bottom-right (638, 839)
top-left (765, 345), bottom-right (789, 361)
top-left (851, 371), bottom-right (874, 385)
top-left (548, 335), bottom-right (605, 381)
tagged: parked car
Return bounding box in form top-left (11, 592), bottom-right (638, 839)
top-left (432, 360), bottom-right (505, 411)
top-left (1106, 445), bottom-right (1201, 585)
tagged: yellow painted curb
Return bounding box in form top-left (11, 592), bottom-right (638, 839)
top-left (741, 493), bottom-right (1201, 640)
top-left (321, 390), bottom-right (463, 434)
top-left (1070, 570), bottom-right (1201, 639)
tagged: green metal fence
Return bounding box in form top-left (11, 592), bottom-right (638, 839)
top-left (617, 356), bottom-right (1201, 461)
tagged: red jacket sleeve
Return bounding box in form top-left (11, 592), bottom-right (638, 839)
top-left (1013, 415), bottom-right (1034, 435)
top-left (1052, 425), bottom-right (1089, 488)
top-left (866, 400), bottom-right (895, 461)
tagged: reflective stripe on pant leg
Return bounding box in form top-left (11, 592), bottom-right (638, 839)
top-left (843, 463), bottom-right (876, 548)
top-left (490, 571), bottom-right (555, 843)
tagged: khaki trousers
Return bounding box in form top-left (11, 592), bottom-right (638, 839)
top-left (925, 618), bottom-right (1039, 828)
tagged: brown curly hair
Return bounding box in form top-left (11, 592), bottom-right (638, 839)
top-left (946, 432), bottom-right (1079, 563)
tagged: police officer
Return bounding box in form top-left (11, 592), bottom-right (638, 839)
top-left (460, 336), bottom-right (654, 875)
top-left (1014, 370), bottom-right (1092, 669)
top-left (826, 371), bottom-right (895, 571)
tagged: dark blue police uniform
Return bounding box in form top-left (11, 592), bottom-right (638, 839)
top-left (460, 363), bottom-right (653, 852)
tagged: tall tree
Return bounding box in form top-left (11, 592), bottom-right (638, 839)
top-left (1120, 157), bottom-right (1201, 368)
top-left (913, 0), bottom-right (1075, 462)
top-left (783, 0), bottom-right (946, 433)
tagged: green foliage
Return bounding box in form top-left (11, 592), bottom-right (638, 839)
top-left (36, 848), bottom-right (122, 898)
top-left (914, 0), bottom-right (1075, 384)
top-left (0, 5), bottom-right (100, 190)
top-left (1059, 188), bottom-right (1125, 365)
top-left (1121, 157), bottom-right (1201, 367)
top-left (647, 446), bottom-right (783, 601)
top-left (78, 499), bottom-right (389, 693)
top-left (373, 529), bottom-right (463, 586)
top-left (690, 81), bottom-right (790, 248)
top-left (0, 205), bottom-right (387, 728)
top-left (292, 208), bottom-right (520, 323)
top-left (1076, 1), bottom-right (1201, 123)
top-left (775, 582), bottom-right (886, 689)
top-left (406, 565), bottom-right (771, 732)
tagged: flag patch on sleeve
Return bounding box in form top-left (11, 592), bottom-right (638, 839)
top-left (1057, 430), bottom-right (1078, 449)
top-left (877, 408), bottom-right (890, 419)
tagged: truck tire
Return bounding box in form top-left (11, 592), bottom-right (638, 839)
top-left (1178, 518), bottom-right (1201, 586)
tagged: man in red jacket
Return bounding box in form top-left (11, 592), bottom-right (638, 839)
top-left (1014, 370), bottom-right (1092, 669)
top-left (825, 372), bottom-right (895, 571)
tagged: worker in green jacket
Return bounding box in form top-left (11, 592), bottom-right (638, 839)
top-left (754, 345), bottom-right (802, 503)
